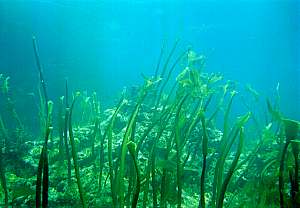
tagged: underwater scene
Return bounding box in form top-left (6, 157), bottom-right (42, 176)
top-left (0, 0), bottom-right (299, 207)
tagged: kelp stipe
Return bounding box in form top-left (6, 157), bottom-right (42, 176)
top-left (91, 92), bottom-right (101, 159)
top-left (0, 115), bottom-right (8, 207)
top-left (211, 90), bottom-right (237, 206)
top-left (32, 36), bottom-right (48, 116)
top-left (174, 94), bottom-right (189, 208)
top-left (279, 119), bottom-right (299, 207)
top-left (127, 141), bottom-right (141, 208)
top-left (0, 114), bottom-right (9, 156)
top-left (58, 96), bottom-right (65, 159)
top-left (217, 127), bottom-right (244, 208)
top-left (148, 100), bottom-right (177, 207)
top-left (199, 112), bottom-right (208, 208)
top-left (68, 92), bottom-right (87, 208)
top-left (105, 98), bottom-right (126, 207)
top-left (36, 101), bottom-right (53, 208)
top-left (154, 40), bottom-right (180, 107)
top-left (117, 84), bottom-right (149, 208)
top-left (64, 79), bottom-right (72, 183)
top-left (32, 36), bottom-right (53, 208)
top-left (156, 50), bottom-right (187, 108)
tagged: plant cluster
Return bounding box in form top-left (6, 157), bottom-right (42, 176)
top-left (0, 38), bottom-right (299, 208)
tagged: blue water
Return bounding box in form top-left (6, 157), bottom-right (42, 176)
top-left (0, 0), bottom-right (299, 127)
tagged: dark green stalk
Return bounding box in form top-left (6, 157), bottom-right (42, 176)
top-left (65, 79), bottom-right (69, 107)
top-left (64, 80), bottom-right (71, 183)
top-left (32, 36), bottom-right (48, 115)
top-left (292, 143), bottom-right (299, 204)
top-left (32, 39), bottom-right (50, 208)
top-left (161, 82), bottom-right (177, 112)
top-left (58, 97), bottom-right (64, 158)
top-left (64, 108), bottom-right (71, 183)
top-left (279, 118), bottom-right (299, 208)
top-left (91, 92), bottom-right (101, 158)
top-left (91, 117), bottom-right (99, 158)
top-left (217, 127), bottom-right (244, 208)
top-left (279, 141), bottom-right (290, 208)
top-left (42, 145), bottom-right (49, 208)
top-left (36, 148), bottom-right (44, 208)
top-left (154, 40), bottom-right (179, 106)
top-left (0, 143), bottom-right (8, 207)
top-left (147, 103), bottom-right (176, 208)
top-left (150, 126), bottom-right (168, 207)
top-left (106, 99), bottom-right (125, 207)
top-left (36, 122), bottom-right (51, 208)
top-left (289, 168), bottom-right (297, 207)
top-left (42, 102), bottom-right (53, 208)
top-left (222, 92), bottom-right (237, 146)
top-left (223, 124), bottom-right (246, 165)
top-left (160, 131), bottom-right (175, 208)
top-left (286, 119), bottom-right (299, 201)
top-left (174, 94), bottom-right (189, 208)
top-left (156, 50), bottom-right (187, 107)
top-left (0, 115), bottom-right (9, 154)
top-left (136, 122), bottom-right (156, 154)
top-left (212, 92), bottom-right (236, 205)
top-left (69, 94), bottom-right (87, 208)
top-left (179, 103), bottom-right (203, 151)
top-left (126, 159), bottom-right (134, 207)
top-left (118, 90), bottom-right (147, 208)
top-left (142, 160), bottom-right (150, 208)
top-left (136, 96), bottom-right (174, 155)
top-left (215, 112), bottom-right (250, 207)
top-left (127, 141), bottom-right (141, 208)
top-left (98, 118), bottom-right (105, 192)
top-left (151, 151), bottom-right (158, 208)
top-left (36, 101), bottom-right (53, 208)
top-left (126, 119), bottom-right (138, 207)
top-left (199, 113), bottom-right (208, 208)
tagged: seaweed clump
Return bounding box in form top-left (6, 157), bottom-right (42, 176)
top-left (0, 39), bottom-right (299, 208)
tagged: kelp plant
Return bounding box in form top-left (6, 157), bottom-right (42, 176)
top-left (1, 39), bottom-right (299, 208)
top-left (33, 36), bottom-right (53, 208)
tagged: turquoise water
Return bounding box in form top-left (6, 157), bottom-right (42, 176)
top-left (1, 0), bottom-right (299, 119)
top-left (0, 0), bottom-right (299, 207)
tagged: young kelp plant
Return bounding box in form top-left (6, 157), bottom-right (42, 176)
top-left (199, 112), bottom-right (208, 208)
top-left (279, 118), bottom-right (299, 207)
top-left (32, 37), bottom-right (48, 114)
top-left (32, 35), bottom-right (53, 208)
top-left (174, 94), bottom-right (189, 208)
top-left (0, 115), bottom-right (8, 207)
top-left (266, 97), bottom-right (300, 207)
top-left (105, 97), bottom-right (126, 207)
top-left (58, 96), bottom-right (65, 159)
top-left (63, 80), bottom-right (72, 183)
top-left (116, 79), bottom-right (155, 207)
top-left (91, 92), bottom-right (101, 159)
top-left (35, 101), bottom-right (53, 208)
top-left (216, 127), bottom-right (244, 208)
top-left (68, 92), bottom-right (87, 208)
top-left (127, 141), bottom-right (141, 208)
